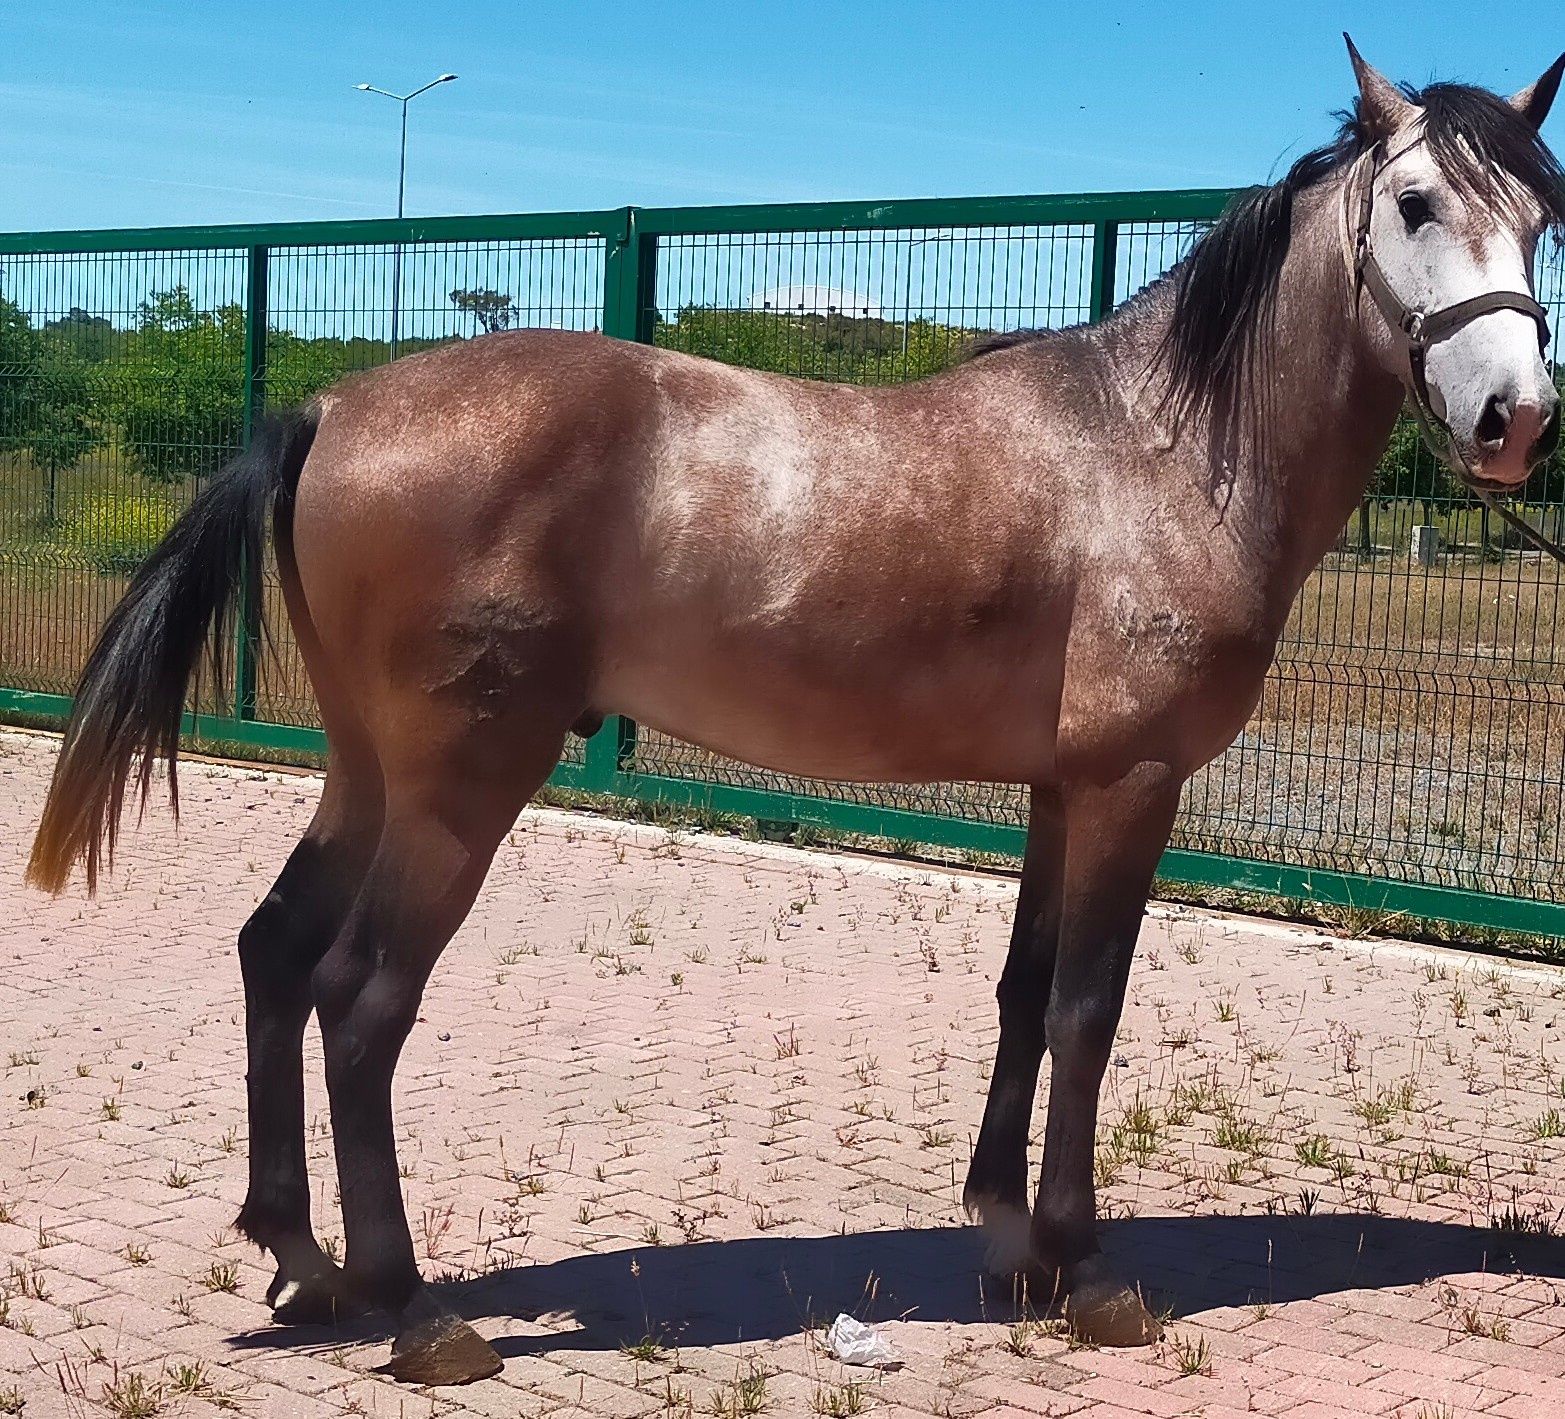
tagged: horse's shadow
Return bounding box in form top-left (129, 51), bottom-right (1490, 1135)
top-left (232, 1212), bottom-right (1564, 1358)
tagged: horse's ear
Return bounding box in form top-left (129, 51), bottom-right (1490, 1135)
top-left (1344, 34), bottom-right (1417, 139)
top-left (1509, 53), bottom-right (1565, 130)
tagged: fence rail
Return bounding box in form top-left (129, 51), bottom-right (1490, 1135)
top-left (3, 191), bottom-right (1564, 939)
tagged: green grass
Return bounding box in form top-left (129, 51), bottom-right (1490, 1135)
top-left (1527, 1108), bottom-right (1565, 1141)
top-left (1295, 1134), bottom-right (1336, 1170)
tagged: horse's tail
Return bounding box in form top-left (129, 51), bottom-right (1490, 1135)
top-left (27, 408), bottom-right (319, 895)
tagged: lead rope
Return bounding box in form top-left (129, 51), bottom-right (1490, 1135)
top-left (1343, 143), bottom-right (1565, 566)
top-left (1475, 489), bottom-right (1565, 561)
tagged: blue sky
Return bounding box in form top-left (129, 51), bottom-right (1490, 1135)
top-left (3, 2), bottom-right (1561, 232)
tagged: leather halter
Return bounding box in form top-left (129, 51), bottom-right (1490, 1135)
top-left (1347, 135), bottom-right (1565, 563)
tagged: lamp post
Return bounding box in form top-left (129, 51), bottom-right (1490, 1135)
top-left (355, 73), bottom-right (458, 359)
top-left (902, 236), bottom-right (935, 364)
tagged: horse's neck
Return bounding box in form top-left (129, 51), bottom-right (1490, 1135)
top-left (1214, 182), bottom-right (1407, 597)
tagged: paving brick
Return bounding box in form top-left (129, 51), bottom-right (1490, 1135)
top-left (2, 727), bottom-right (1563, 1419)
top-left (1356, 1337), bottom-right (1485, 1382)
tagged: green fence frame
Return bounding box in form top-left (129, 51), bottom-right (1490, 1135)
top-left (2, 191), bottom-right (1563, 942)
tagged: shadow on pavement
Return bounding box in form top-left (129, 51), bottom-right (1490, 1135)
top-left (442, 1212), bottom-right (1563, 1356)
top-left (226, 1212), bottom-right (1563, 1358)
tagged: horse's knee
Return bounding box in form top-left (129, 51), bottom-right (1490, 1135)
top-left (238, 895), bottom-right (324, 1037)
top-left (995, 951), bottom-right (1050, 1025)
top-left (240, 835), bottom-right (367, 988)
top-left (238, 890), bottom-right (290, 974)
top-left (1044, 995), bottom-right (1118, 1080)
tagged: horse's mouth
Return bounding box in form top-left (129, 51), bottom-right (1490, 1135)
top-left (1457, 452), bottom-right (1541, 495)
top-left (1460, 470), bottom-right (1531, 494)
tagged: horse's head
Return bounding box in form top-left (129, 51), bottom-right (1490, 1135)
top-left (1347, 39), bottom-right (1564, 490)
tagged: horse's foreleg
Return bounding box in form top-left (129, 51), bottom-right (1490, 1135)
top-left (310, 732), bottom-right (560, 1385)
top-left (964, 785), bottom-right (1065, 1274)
top-left (235, 767), bottom-right (382, 1324)
top-left (1030, 761), bottom-right (1180, 1346)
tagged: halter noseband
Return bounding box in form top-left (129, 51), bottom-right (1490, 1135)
top-left (1347, 134), bottom-right (1562, 561)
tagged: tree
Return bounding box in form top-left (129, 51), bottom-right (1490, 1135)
top-left (449, 287), bottom-right (515, 334)
top-left (42, 306), bottom-right (118, 362)
top-left (1368, 418), bottom-right (1459, 523)
top-left (0, 291), bottom-right (41, 462)
top-left (113, 285), bottom-right (244, 484)
top-left (0, 294), bottom-right (101, 521)
top-left (19, 352), bottom-right (100, 523)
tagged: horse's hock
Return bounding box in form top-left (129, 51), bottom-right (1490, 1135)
top-left (3, 730), bottom-right (1562, 1415)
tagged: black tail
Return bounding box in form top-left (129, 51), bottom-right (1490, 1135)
top-left (27, 409), bottom-right (319, 894)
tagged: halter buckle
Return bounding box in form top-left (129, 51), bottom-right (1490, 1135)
top-left (1402, 310), bottom-right (1425, 343)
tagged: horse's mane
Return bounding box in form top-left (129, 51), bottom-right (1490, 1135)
top-left (968, 82), bottom-right (1565, 471)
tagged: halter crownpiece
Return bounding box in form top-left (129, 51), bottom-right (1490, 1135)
top-left (1346, 134), bottom-right (1565, 564)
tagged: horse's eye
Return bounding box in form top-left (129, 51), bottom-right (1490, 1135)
top-left (1397, 192), bottom-right (1434, 232)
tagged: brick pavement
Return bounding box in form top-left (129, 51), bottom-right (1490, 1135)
top-left (1, 727), bottom-right (1562, 1417)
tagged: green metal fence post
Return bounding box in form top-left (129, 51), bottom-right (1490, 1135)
top-left (583, 208), bottom-right (656, 792)
top-left (235, 244), bottom-right (269, 725)
top-left (1089, 220), bottom-right (1118, 322)
top-left (600, 204), bottom-right (658, 344)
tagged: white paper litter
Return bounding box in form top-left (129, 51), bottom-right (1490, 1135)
top-left (823, 1313), bottom-right (900, 1368)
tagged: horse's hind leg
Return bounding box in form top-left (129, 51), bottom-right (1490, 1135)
top-left (311, 715), bottom-right (567, 1385)
top-left (964, 786), bottom-right (1065, 1277)
top-left (1030, 761), bottom-right (1180, 1346)
top-left (233, 519), bottom-right (386, 1324)
top-left (234, 760), bottom-right (383, 1324)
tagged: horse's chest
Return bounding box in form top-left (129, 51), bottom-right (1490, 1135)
top-left (1107, 590), bottom-right (1206, 663)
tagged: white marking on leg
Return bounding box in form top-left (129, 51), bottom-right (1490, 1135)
top-left (965, 1194), bottom-right (1034, 1274)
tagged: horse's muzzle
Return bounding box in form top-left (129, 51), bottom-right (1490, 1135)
top-left (1468, 386), bottom-right (1559, 488)
top-left (1534, 397), bottom-right (1562, 464)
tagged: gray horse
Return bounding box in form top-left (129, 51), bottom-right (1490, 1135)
top-left (28, 40), bottom-right (1564, 1382)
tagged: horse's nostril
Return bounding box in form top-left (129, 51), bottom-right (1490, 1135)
top-left (1476, 392), bottom-right (1513, 447)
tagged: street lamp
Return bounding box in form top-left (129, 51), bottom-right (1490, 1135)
top-left (355, 73), bottom-right (458, 358)
top-left (902, 236), bottom-right (936, 364)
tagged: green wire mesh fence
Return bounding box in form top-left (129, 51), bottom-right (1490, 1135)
top-left (1, 194), bottom-right (1563, 933)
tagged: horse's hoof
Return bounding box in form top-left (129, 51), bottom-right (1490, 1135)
top-left (384, 1314), bottom-right (503, 1385)
top-left (266, 1264), bottom-right (363, 1327)
top-left (1063, 1260), bottom-right (1162, 1347)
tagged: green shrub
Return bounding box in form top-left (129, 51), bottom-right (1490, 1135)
top-left (654, 307), bottom-right (978, 384)
top-left (59, 491), bottom-right (176, 576)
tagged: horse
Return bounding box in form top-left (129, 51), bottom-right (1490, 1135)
top-left (25, 40), bottom-right (1565, 1384)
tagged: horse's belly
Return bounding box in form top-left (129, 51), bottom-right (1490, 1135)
top-left (602, 646), bottom-right (1059, 786)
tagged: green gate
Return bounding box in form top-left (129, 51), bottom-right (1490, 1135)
top-left (2, 191), bottom-right (1563, 938)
